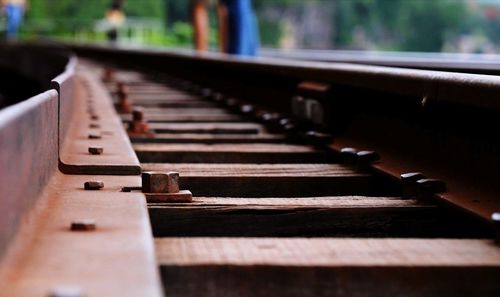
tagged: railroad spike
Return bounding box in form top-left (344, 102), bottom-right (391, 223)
top-left (356, 151), bottom-right (380, 169)
top-left (401, 172), bottom-right (427, 199)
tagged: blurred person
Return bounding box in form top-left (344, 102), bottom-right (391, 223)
top-left (1, 0), bottom-right (27, 40)
top-left (192, 0), bottom-right (258, 56)
top-left (106, 0), bottom-right (126, 43)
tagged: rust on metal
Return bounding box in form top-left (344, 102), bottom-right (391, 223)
top-left (84, 181), bottom-right (104, 190)
top-left (70, 219), bottom-right (96, 231)
top-left (88, 146), bottom-right (104, 155)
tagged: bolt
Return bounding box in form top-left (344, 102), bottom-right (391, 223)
top-left (492, 213), bottom-right (500, 244)
top-left (88, 146), bottom-right (103, 155)
top-left (240, 104), bottom-right (254, 114)
top-left (401, 172), bottom-right (426, 198)
top-left (305, 131), bottom-right (333, 146)
top-left (70, 219), bottom-right (96, 231)
top-left (88, 133), bottom-right (102, 139)
top-left (416, 178), bottom-right (447, 201)
top-left (224, 97), bottom-right (238, 108)
top-left (89, 123), bottom-right (100, 129)
top-left (340, 147), bottom-right (358, 165)
top-left (142, 171), bottom-right (180, 193)
top-left (200, 88), bottom-right (212, 98)
top-left (84, 181), bottom-right (104, 190)
top-left (356, 150), bottom-right (380, 169)
top-left (116, 82), bottom-right (128, 95)
top-left (132, 107), bottom-right (145, 121)
top-left (211, 92), bottom-right (224, 103)
top-left (102, 68), bottom-right (114, 82)
top-left (49, 286), bottom-right (83, 297)
top-left (90, 114), bottom-right (99, 121)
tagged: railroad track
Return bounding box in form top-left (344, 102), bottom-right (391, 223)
top-left (0, 43), bottom-right (499, 296)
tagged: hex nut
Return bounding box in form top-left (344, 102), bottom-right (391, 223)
top-left (88, 146), bottom-right (104, 155)
top-left (84, 181), bottom-right (104, 190)
top-left (70, 219), bottom-right (96, 231)
top-left (142, 171), bottom-right (180, 193)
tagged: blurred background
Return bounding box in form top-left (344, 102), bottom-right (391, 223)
top-left (2, 0), bottom-right (500, 54)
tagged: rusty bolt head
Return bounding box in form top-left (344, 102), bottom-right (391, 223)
top-left (90, 114), bottom-right (99, 121)
top-left (356, 151), bottom-right (380, 164)
top-left (401, 172), bottom-right (426, 199)
top-left (132, 108), bottom-right (145, 121)
top-left (116, 82), bottom-right (128, 94)
top-left (305, 131), bottom-right (334, 146)
top-left (142, 171), bottom-right (180, 193)
top-left (89, 123), bottom-right (100, 129)
top-left (49, 286), bottom-right (83, 297)
top-left (88, 133), bottom-right (102, 139)
top-left (88, 146), bottom-right (104, 155)
top-left (70, 219), bottom-right (96, 231)
top-left (340, 147), bottom-right (358, 165)
top-left (416, 178), bottom-right (447, 193)
top-left (492, 213), bottom-right (500, 244)
top-left (84, 181), bottom-right (104, 190)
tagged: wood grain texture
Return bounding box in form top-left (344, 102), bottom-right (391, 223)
top-left (0, 90), bottom-right (59, 259)
top-left (142, 163), bottom-right (371, 196)
top-left (134, 143), bottom-right (332, 163)
top-left (131, 133), bottom-right (286, 144)
top-left (149, 197), bottom-right (486, 237)
top-left (149, 122), bottom-right (263, 134)
top-left (157, 237), bottom-right (500, 297)
top-left (121, 113), bottom-right (244, 122)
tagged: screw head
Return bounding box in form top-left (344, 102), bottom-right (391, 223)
top-left (70, 219), bottom-right (96, 231)
top-left (84, 181), bottom-right (104, 190)
top-left (88, 146), bottom-right (103, 155)
top-left (142, 171), bottom-right (180, 193)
